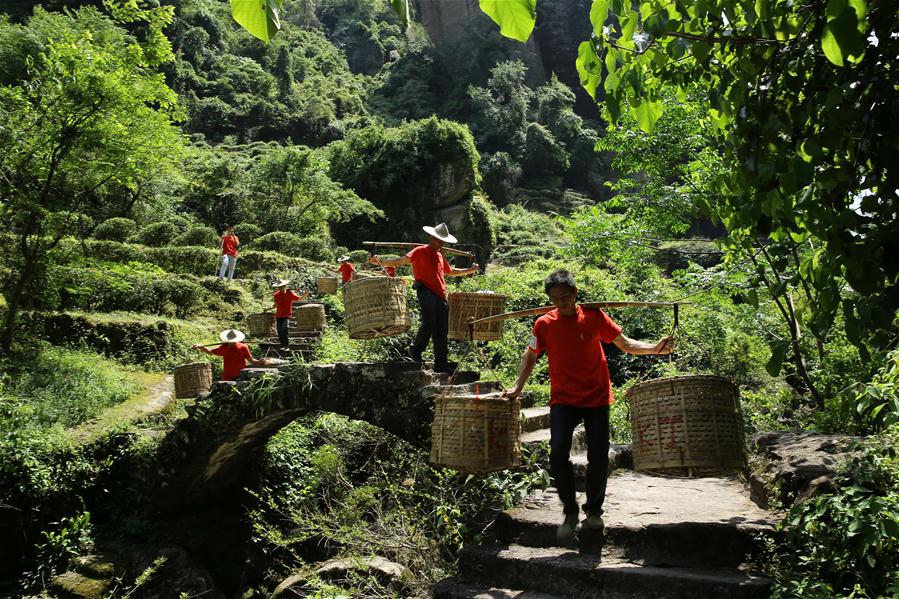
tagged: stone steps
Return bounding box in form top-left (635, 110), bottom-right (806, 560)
top-left (521, 407), bottom-right (550, 432)
top-left (49, 555), bottom-right (116, 598)
top-left (522, 426), bottom-right (586, 453)
top-left (432, 578), bottom-right (566, 599)
top-left (494, 475), bottom-right (775, 568)
top-left (459, 544), bottom-right (771, 599)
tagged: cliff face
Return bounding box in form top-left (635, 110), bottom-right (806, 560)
top-left (533, 0), bottom-right (602, 119)
top-left (416, 0), bottom-right (600, 120)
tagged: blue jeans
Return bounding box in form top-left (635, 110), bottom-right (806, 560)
top-left (550, 404), bottom-right (610, 517)
top-left (218, 254), bottom-right (237, 280)
top-left (411, 282), bottom-right (448, 367)
top-left (276, 317), bottom-right (290, 347)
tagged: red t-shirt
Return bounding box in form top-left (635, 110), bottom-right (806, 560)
top-left (384, 266), bottom-right (397, 277)
top-left (338, 262), bottom-right (355, 283)
top-left (273, 290), bottom-right (300, 318)
top-left (210, 342), bottom-right (253, 381)
top-left (529, 306), bottom-right (622, 407)
top-left (221, 234), bottom-right (240, 257)
top-left (405, 245), bottom-right (450, 299)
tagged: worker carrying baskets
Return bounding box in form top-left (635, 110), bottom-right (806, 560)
top-left (503, 269), bottom-right (675, 543)
top-left (368, 223), bottom-right (479, 373)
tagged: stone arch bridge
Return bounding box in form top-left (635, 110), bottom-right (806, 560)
top-left (155, 362), bottom-right (494, 512)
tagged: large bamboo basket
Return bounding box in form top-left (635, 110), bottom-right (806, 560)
top-left (430, 393), bottom-right (522, 474)
top-left (447, 292), bottom-right (508, 341)
top-left (292, 303), bottom-right (325, 331)
top-left (317, 276), bottom-right (338, 295)
top-left (344, 276), bottom-right (410, 339)
top-left (174, 362), bottom-right (213, 399)
top-left (246, 312), bottom-right (275, 338)
top-left (627, 375), bottom-right (745, 476)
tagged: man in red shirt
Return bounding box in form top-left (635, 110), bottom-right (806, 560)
top-left (504, 270), bottom-right (674, 541)
top-left (369, 223), bottom-right (478, 373)
top-left (337, 255), bottom-right (355, 285)
top-left (271, 278), bottom-right (310, 349)
top-left (192, 329), bottom-right (265, 381)
top-left (218, 224), bottom-right (240, 282)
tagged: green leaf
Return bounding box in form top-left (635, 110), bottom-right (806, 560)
top-left (230, 0), bottom-right (282, 44)
top-left (634, 98), bottom-right (664, 132)
top-left (479, 0), bottom-right (538, 42)
top-left (389, 0), bottom-right (411, 30)
top-left (766, 341), bottom-right (790, 376)
top-left (576, 41), bottom-right (603, 100)
top-left (590, 0), bottom-right (611, 36)
top-left (821, 0), bottom-right (865, 66)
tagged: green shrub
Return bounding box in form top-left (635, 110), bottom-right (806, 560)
top-left (234, 223), bottom-right (263, 245)
top-left (348, 249), bottom-right (369, 264)
top-left (249, 413), bottom-right (548, 593)
top-left (251, 231), bottom-right (305, 255)
top-left (252, 233), bottom-right (336, 262)
top-left (173, 225), bottom-right (219, 248)
top-left (93, 217), bottom-right (138, 242)
top-left (50, 261), bottom-right (210, 318)
top-left (147, 246), bottom-right (220, 276)
top-left (296, 237), bottom-right (335, 262)
top-left (82, 240), bottom-right (143, 263)
top-left (769, 426), bottom-right (899, 598)
top-left (129, 222), bottom-right (180, 247)
top-left (167, 215), bottom-right (192, 233)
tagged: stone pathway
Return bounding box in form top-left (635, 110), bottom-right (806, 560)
top-left (71, 374), bottom-right (174, 441)
top-left (433, 407), bottom-right (777, 598)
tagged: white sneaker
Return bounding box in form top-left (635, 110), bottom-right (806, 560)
top-left (582, 514), bottom-right (604, 530)
top-left (556, 514), bottom-right (579, 542)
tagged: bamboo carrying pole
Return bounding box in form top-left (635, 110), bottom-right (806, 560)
top-left (362, 241), bottom-right (475, 259)
top-left (468, 301), bottom-right (691, 329)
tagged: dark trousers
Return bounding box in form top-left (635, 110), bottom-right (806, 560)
top-left (276, 317), bottom-right (290, 347)
top-left (411, 283), bottom-right (448, 366)
top-left (550, 404), bottom-right (610, 517)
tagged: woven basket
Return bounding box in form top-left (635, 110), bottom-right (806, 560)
top-left (447, 292), bottom-right (508, 341)
top-left (430, 393), bottom-right (522, 474)
top-left (627, 375), bottom-right (745, 476)
top-left (246, 312), bottom-right (275, 338)
top-left (317, 276), bottom-right (338, 295)
top-left (292, 303), bottom-right (326, 331)
top-left (174, 362), bottom-right (213, 399)
top-left (344, 276), bottom-right (410, 339)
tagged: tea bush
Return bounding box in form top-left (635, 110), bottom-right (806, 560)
top-left (93, 217), bottom-right (138, 242)
top-left (234, 223), bottom-right (263, 245)
top-left (251, 231), bottom-right (306, 255)
top-left (173, 225), bottom-right (219, 248)
top-left (49, 260), bottom-right (211, 318)
top-left (128, 222), bottom-right (180, 247)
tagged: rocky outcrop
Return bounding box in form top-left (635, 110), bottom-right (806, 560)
top-left (748, 431), bottom-right (862, 508)
top-left (272, 556), bottom-right (412, 598)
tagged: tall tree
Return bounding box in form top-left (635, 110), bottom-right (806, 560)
top-left (575, 0), bottom-right (898, 361)
top-left (0, 5), bottom-right (184, 352)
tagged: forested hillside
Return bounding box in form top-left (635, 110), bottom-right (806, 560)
top-left (0, 0), bottom-right (897, 597)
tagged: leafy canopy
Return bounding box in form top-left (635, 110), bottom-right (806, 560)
top-left (571, 0), bottom-right (898, 355)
